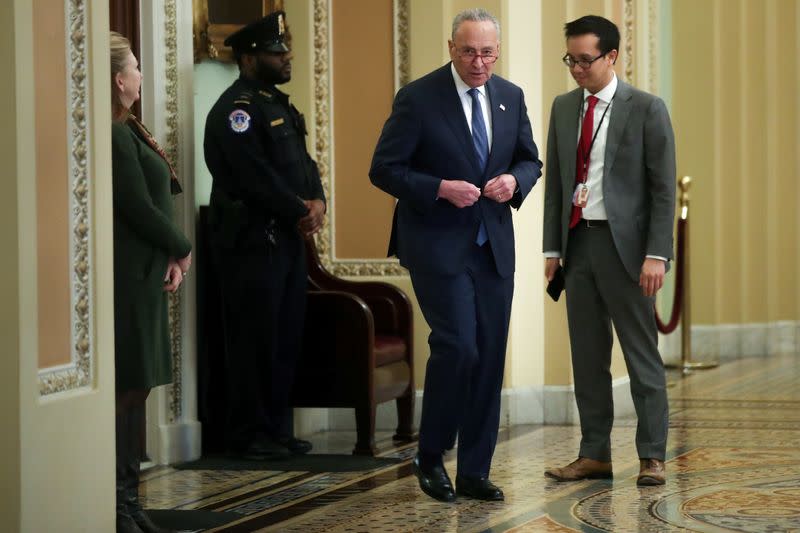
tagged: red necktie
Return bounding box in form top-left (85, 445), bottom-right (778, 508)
top-left (569, 95), bottom-right (599, 228)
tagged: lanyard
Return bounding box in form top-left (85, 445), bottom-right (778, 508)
top-left (578, 92), bottom-right (615, 182)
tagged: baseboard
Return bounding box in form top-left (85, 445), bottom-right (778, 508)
top-left (324, 389), bottom-right (545, 431)
top-left (659, 321), bottom-right (799, 363)
top-left (324, 393), bottom-right (425, 433)
top-left (501, 386), bottom-right (545, 425)
top-left (542, 376), bottom-right (635, 425)
top-left (293, 408), bottom-right (331, 438)
top-left (156, 420), bottom-right (202, 464)
top-left (297, 378), bottom-right (636, 435)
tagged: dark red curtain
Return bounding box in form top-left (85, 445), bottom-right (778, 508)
top-left (110, 0), bottom-right (141, 118)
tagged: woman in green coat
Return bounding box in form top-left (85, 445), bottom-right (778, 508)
top-left (110, 32), bottom-right (191, 533)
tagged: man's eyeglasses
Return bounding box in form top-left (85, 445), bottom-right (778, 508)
top-left (457, 49), bottom-right (499, 64)
top-left (562, 52), bottom-right (607, 69)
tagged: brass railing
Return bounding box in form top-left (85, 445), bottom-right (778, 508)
top-left (657, 176), bottom-right (718, 374)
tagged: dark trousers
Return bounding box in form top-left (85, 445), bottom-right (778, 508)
top-left (213, 230), bottom-right (307, 449)
top-left (564, 223), bottom-right (669, 462)
top-left (409, 243), bottom-right (514, 478)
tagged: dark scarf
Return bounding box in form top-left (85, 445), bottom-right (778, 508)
top-left (126, 114), bottom-right (183, 195)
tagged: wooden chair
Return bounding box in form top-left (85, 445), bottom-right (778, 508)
top-left (291, 238), bottom-right (416, 455)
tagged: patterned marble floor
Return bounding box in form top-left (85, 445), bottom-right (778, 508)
top-left (141, 353), bottom-right (800, 532)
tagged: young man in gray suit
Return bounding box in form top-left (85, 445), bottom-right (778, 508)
top-left (542, 15), bottom-right (675, 486)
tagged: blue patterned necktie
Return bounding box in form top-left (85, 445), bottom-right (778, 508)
top-left (468, 87), bottom-right (489, 246)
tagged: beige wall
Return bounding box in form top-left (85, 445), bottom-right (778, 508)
top-left (2, 0), bottom-right (117, 530)
top-left (332, 0), bottom-right (396, 259)
top-left (0, 0), bottom-right (22, 527)
top-left (34, 0), bottom-right (72, 369)
top-left (672, 0), bottom-right (800, 326)
top-left (282, 0), bottom-right (314, 182)
top-left (502, 0), bottom-right (546, 389)
top-left (541, 0), bottom-right (574, 387)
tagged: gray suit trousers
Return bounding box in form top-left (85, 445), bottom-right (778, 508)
top-left (565, 222), bottom-right (669, 462)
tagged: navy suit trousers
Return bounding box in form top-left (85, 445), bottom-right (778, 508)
top-left (409, 242), bottom-right (514, 478)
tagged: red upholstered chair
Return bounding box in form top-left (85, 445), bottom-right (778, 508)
top-left (291, 238), bottom-right (417, 455)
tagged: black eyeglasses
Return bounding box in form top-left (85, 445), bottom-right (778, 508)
top-left (457, 48), bottom-right (499, 64)
top-left (562, 52), bottom-right (607, 69)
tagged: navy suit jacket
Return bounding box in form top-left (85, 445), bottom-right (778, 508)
top-left (370, 64), bottom-right (542, 278)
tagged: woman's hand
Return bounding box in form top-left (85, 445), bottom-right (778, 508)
top-left (163, 259), bottom-right (183, 293)
top-left (177, 251), bottom-right (192, 276)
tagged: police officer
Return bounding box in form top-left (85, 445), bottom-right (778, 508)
top-left (204, 11), bottom-right (326, 459)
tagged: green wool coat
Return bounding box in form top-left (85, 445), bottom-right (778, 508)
top-left (112, 121), bottom-right (192, 392)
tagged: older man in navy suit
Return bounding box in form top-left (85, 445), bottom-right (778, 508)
top-left (370, 8), bottom-right (542, 502)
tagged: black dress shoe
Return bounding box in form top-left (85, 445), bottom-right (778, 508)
top-left (131, 509), bottom-right (176, 533)
top-left (412, 455), bottom-right (456, 502)
top-left (456, 475), bottom-right (505, 501)
top-left (232, 435), bottom-right (291, 461)
top-left (117, 513), bottom-right (145, 533)
top-left (277, 436), bottom-right (313, 455)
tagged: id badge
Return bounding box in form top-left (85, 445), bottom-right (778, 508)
top-left (572, 183), bottom-right (589, 208)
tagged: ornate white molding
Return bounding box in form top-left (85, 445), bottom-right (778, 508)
top-left (39, 0), bottom-right (93, 396)
top-left (394, 0), bottom-right (410, 90)
top-left (648, 0), bottom-right (658, 94)
top-left (313, 0), bottom-right (410, 277)
top-left (164, 0), bottom-right (184, 422)
top-left (623, 0), bottom-right (635, 83)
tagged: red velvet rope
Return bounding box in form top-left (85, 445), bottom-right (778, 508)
top-left (654, 218), bottom-right (685, 334)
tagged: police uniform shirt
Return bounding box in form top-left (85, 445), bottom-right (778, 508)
top-left (204, 77), bottom-right (326, 226)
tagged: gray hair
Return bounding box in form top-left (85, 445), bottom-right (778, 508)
top-left (451, 8), bottom-right (501, 41)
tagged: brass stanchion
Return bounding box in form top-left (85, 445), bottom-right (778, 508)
top-left (667, 176), bottom-right (718, 374)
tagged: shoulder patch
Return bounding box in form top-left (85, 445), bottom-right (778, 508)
top-left (229, 109), bottom-right (251, 133)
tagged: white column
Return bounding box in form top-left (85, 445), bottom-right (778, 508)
top-left (140, 0), bottom-right (201, 465)
top-left (500, 0), bottom-right (547, 424)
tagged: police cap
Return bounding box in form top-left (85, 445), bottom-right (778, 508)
top-left (224, 11), bottom-right (289, 54)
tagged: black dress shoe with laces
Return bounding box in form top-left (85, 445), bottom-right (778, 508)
top-left (412, 454), bottom-right (456, 502)
top-left (231, 434), bottom-right (291, 461)
top-left (117, 513), bottom-right (145, 533)
top-left (131, 509), bottom-right (176, 533)
top-left (456, 475), bottom-right (505, 501)
top-left (277, 436), bottom-right (313, 455)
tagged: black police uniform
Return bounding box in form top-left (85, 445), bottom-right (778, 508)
top-left (203, 12), bottom-right (325, 453)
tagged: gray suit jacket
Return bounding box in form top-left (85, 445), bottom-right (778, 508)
top-left (542, 79), bottom-right (676, 281)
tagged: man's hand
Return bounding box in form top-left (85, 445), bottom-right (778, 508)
top-left (438, 180), bottom-right (481, 208)
top-left (640, 258), bottom-right (666, 297)
top-left (545, 257), bottom-right (561, 281)
top-left (483, 174), bottom-right (517, 203)
top-left (298, 199), bottom-right (326, 237)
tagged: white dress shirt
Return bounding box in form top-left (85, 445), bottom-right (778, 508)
top-left (579, 73), bottom-right (617, 220)
top-left (545, 73), bottom-right (665, 262)
top-left (451, 63), bottom-right (493, 149)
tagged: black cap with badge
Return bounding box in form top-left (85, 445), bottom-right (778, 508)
top-left (224, 11), bottom-right (289, 54)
